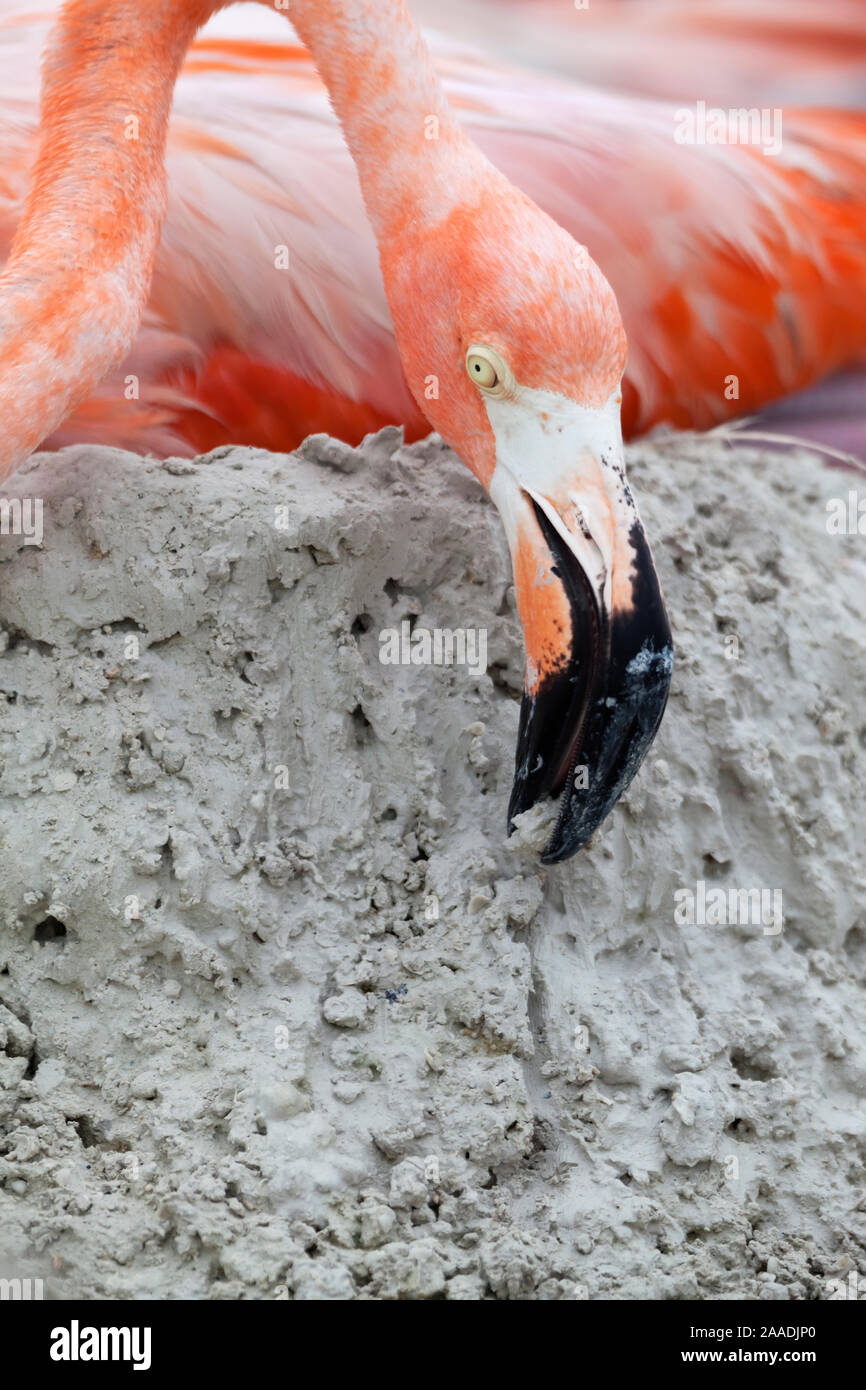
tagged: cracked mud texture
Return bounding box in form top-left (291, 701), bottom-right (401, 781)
top-left (0, 427), bottom-right (864, 1300)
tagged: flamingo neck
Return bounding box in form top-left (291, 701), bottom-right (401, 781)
top-left (288, 0), bottom-right (480, 241)
top-left (0, 0), bottom-right (474, 477)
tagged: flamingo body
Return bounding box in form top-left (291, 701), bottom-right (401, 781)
top-left (2, 1), bottom-right (866, 460)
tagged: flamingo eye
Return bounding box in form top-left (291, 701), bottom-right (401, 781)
top-left (467, 352), bottom-right (498, 388)
top-left (465, 344), bottom-right (512, 396)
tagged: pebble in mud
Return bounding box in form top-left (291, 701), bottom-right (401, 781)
top-left (322, 989), bottom-right (369, 1029)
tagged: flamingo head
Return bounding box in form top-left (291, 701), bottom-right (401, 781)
top-left (380, 180), bottom-right (673, 863)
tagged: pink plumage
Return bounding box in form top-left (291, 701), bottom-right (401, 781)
top-left (1, 0), bottom-right (865, 458)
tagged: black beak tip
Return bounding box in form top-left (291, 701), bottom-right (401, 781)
top-left (508, 638), bottom-right (674, 865)
top-left (506, 500), bottom-right (673, 866)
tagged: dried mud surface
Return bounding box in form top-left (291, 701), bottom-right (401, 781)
top-left (0, 429), bottom-right (864, 1300)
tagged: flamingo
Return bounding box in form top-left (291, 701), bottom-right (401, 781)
top-left (0, 1), bottom-right (865, 862)
top-left (3, 2), bottom-right (866, 457)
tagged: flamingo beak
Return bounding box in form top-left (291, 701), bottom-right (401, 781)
top-left (486, 395), bottom-right (673, 863)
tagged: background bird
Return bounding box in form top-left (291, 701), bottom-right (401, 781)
top-left (1, 0), bottom-right (865, 462)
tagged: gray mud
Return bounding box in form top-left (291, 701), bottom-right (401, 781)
top-left (0, 428), bottom-right (864, 1299)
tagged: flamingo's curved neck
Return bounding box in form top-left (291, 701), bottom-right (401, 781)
top-left (0, 0), bottom-right (474, 477)
top-left (290, 1), bottom-right (478, 240)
